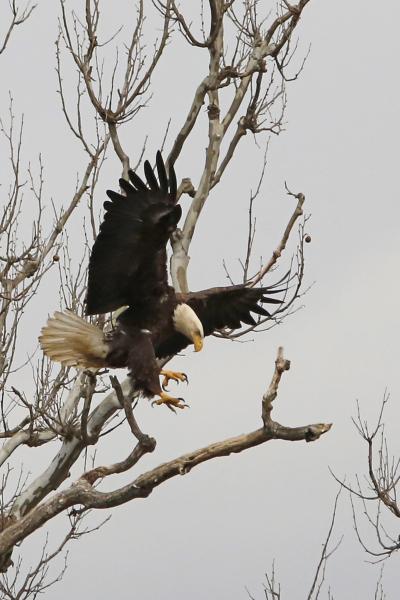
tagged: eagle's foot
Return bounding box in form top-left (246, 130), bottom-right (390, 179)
top-left (152, 391), bottom-right (188, 412)
top-left (160, 370), bottom-right (188, 391)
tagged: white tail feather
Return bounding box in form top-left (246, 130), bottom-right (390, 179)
top-left (39, 310), bottom-right (108, 368)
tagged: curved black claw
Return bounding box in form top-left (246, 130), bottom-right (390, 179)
top-left (165, 398), bottom-right (188, 414)
top-left (160, 370), bottom-right (188, 391)
top-left (152, 392), bottom-right (189, 412)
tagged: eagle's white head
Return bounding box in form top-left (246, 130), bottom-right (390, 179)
top-left (173, 303), bottom-right (204, 351)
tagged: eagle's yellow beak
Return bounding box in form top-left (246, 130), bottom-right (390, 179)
top-left (193, 332), bottom-right (204, 352)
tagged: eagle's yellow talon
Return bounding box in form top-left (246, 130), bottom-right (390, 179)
top-left (160, 370), bottom-right (188, 391)
top-left (152, 391), bottom-right (188, 412)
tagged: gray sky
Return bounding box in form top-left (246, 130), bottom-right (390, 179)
top-left (1, 1), bottom-right (400, 598)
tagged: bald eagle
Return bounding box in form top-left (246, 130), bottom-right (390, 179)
top-left (40, 153), bottom-right (283, 409)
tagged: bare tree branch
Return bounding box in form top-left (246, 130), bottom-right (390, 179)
top-left (0, 1), bottom-right (36, 56)
top-left (168, 0), bottom-right (311, 292)
top-left (334, 393), bottom-right (400, 561)
top-left (0, 349), bottom-right (330, 571)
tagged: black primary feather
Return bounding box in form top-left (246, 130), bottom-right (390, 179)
top-left (144, 160), bottom-right (160, 191)
top-left (128, 169), bottom-right (148, 192)
top-left (156, 151), bottom-right (169, 194)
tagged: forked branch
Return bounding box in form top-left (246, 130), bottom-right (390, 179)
top-left (0, 1), bottom-right (36, 56)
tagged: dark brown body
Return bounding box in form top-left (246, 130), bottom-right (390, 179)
top-left (105, 286), bottom-right (180, 397)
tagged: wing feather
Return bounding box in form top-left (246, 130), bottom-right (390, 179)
top-left (183, 284), bottom-right (283, 336)
top-left (86, 152), bottom-right (179, 315)
top-left (155, 283), bottom-right (284, 358)
top-left (156, 151), bottom-right (169, 194)
top-left (144, 160), bottom-right (160, 191)
top-left (118, 178), bottom-right (137, 196)
top-left (128, 169), bottom-right (147, 191)
top-left (169, 162), bottom-right (177, 199)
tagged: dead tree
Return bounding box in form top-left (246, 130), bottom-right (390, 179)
top-left (0, 1), bottom-right (330, 594)
top-left (333, 393), bottom-right (400, 563)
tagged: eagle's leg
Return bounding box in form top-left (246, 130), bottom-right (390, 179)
top-left (160, 370), bottom-right (188, 391)
top-left (152, 391), bottom-right (188, 412)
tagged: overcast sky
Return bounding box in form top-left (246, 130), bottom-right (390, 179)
top-left (1, 1), bottom-right (400, 598)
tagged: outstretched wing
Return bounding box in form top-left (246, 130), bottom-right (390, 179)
top-left (86, 152), bottom-right (180, 315)
top-left (184, 285), bottom-right (283, 333)
top-left (155, 284), bottom-right (284, 358)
